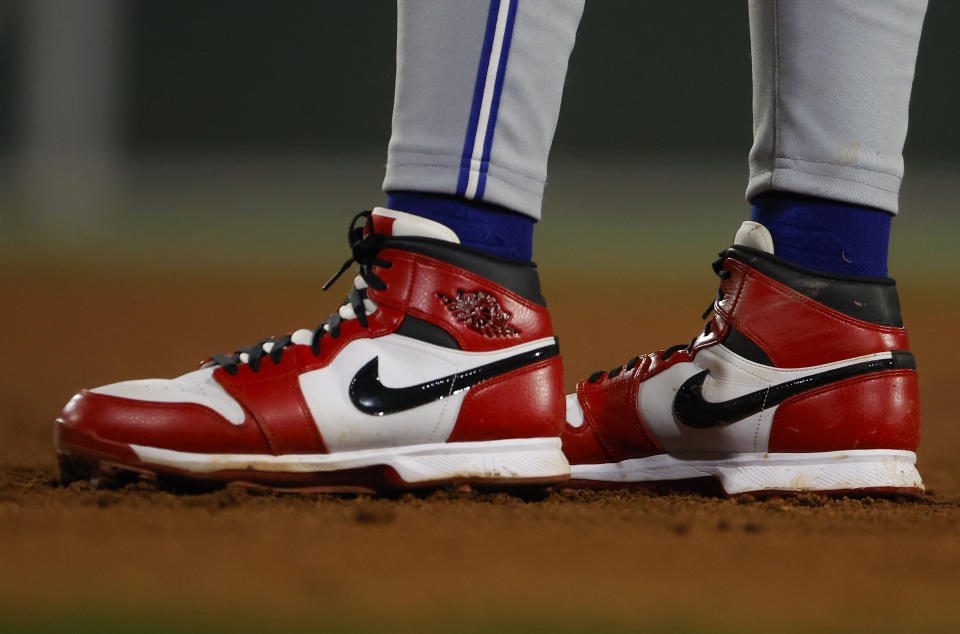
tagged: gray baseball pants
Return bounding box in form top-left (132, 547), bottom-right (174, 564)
top-left (384, 0), bottom-right (927, 220)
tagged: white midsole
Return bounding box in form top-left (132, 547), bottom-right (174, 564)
top-left (570, 450), bottom-right (924, 494)
top-left (130, 437), bottom-right (570, 483)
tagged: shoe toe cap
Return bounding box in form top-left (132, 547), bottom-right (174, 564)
top-left (90, 368), bottom-right (246, 424)
top-left (57, 369), bottom-right (269, 454)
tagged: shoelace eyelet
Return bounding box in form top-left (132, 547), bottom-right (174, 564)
top-left (212, 210), bottom-right (389, 375)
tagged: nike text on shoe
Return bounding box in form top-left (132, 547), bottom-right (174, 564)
top-left (55, 208), bottom-right (569, 493)
top-left (562, 220), bottom-right (923, 496)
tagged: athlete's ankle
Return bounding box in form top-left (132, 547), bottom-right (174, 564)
top-left (385, 191), bottom-right (534, 261)
top-left (750, 191), bottom-right (892, 277)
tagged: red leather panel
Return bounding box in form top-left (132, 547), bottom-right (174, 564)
top-left (769, 370), bottom-right (921, 453)
top-left (370, 215), bottom-right (395, 236)
top-left (295, 305), bottom-right (406, 373)
top-left (369, 249), bottom-right (553, 351)
top-left (561, 418), bottom-right (614, 466)
top-left (215, 360), bottom-right (327, 455)
top-left (60, 390), bottom-right (271, 454)
top-left (718, 258), bottom-right (909, 367)
top-left (448, 356), bottom-right (564, 442)
top-left (635, 349), bottom-right (691, 382)
top-left (573, 370), bottom-right (664, 464)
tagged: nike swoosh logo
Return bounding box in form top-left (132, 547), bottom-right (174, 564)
top-left (673, 351), bottom-right (915, 429)
top-left (349, 343), bottom-right (559, 416)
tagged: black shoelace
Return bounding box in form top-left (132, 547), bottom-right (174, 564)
top-left (210, 210), bottom-right (392, 375)
top-left (587, 251), bottom-right (731, 384)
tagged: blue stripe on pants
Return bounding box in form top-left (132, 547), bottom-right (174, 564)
top-left (456, 0), bottom-right (516, 200)
top-left (476, 0), bottom-right (518, 199)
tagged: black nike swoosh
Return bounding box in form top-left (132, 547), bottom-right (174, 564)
top-left (349, 342), bottom-right (560, 416)
top-left (673, 351), bottom-right (916, 429)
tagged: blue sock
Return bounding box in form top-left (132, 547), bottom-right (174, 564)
top-left (750, 192), bottom-right (892, 278)
top-left (386, 191), bottom-right (534, 261)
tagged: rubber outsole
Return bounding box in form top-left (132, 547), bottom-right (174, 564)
top-left (54, 421), bottom-right (570, 495)
top-left (566, 450), bottom-right (925, 497)
top-left (54, 422), bottom-right (924, 499)
top-left (564, 477), bottom-right (925, 499)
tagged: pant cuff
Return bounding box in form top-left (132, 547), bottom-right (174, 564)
top-left (747, 157), bottom-right (902, 214)
top-left (383, 151), bottom-right (545, 220)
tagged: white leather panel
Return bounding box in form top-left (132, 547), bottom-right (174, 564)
top-left (638, 347), bottom-right (894, 454)
top-left (91, 367), bottom-right (246, 425)
top-left (733, 220), bottom-right (775, 253)
top-left (299, 335), bottom-right (557, 452)
top-left (372, 207), bottom-right (460, 242)
top-left (565, 393), bottom-right (585, 428)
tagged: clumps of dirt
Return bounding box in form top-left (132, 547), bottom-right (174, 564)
top-left (0, 465), bottom-right (58, 495)
top-left (782, 493), bottom-right (828, 507)
top-left (670, 522), bottom-right (691, 536)
top-left (81, 491), bottom-right (123, 509)
top-left (351, 500), bottom-right (397, 525)
top-left (3, 464), bottom-right (957, 524)
top-left (549, 486), bottom-right (661, 506)
top-left (669, 517), bottom-right (768, 537)
top-left (178, 487), bottom-right (255, 510)
top-left (742, 521), bottom-right (766, 534)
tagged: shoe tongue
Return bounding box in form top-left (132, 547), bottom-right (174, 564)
top-left (370, 207), bottom-right (461, 243)
top-left (733, 220), bottom-right (775, 254)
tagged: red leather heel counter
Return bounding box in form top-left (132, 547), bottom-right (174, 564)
top-left (769, 370), bottom-right (921, 453)
top-left (448, 357), bottom-right (565, 442)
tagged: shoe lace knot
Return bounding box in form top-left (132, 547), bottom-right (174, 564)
top-left (210, 210), bottom-right (393, 375)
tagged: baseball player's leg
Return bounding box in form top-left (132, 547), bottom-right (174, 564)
top-left (560, 1), bottom-right (927, 494)
top-left (55, 0), bottom-right (582, 492)
top-left (746, 0), bottom-right (928, 277)
top-left (383, 0), bottom-right (584, 260)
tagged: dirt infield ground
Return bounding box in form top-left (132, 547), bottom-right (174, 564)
top-left (3, 261), bottom-right (960, 632)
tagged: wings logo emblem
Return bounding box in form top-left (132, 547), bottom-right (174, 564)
top-left (436, 290), bottom-right (521, 338)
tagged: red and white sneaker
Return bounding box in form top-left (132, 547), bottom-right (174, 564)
top-left (562, 221), bottom-right (923, 496)
top-left (56, 208), bottom-right (568, 492)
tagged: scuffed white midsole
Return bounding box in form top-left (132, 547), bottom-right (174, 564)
top-left (570, 450), bottom-right (923, 494)
top-left (130, 437), bottom-right (569, 483)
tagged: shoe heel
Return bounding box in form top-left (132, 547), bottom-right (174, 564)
top-left (713, 450), bottom-right (924, 495)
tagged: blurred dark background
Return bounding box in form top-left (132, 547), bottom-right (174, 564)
top-left (3, 7), bottom-right (960, 631)
top-left (2, 1), bottom-right (958, 155)
top-left (0, 0), bottom-right (957, 272)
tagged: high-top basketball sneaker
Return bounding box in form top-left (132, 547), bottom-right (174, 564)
top-left (562, 221), bottom-right (923, 495)
top-left (55, 208), bottom-right (568, 492)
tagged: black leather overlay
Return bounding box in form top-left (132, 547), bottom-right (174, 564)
top-left (383, 237), bottom-right (547, 306)
top-left (395, 316), bottom-right (461, 349)
top-left (722, 328), bottom-right (774, 366)
top-left (728, 246), bottom-right (903, 327)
